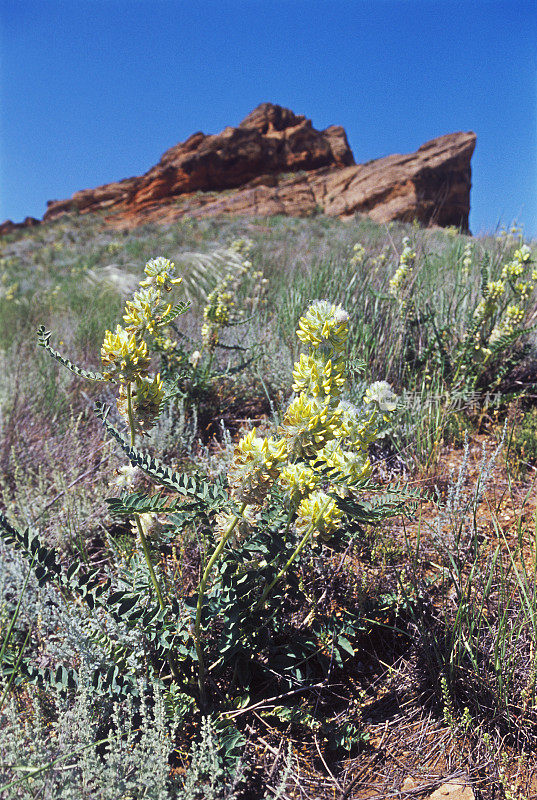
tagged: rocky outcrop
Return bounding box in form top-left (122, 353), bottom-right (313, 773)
top-left (0, 216), bottom-right (40, 236)
top-left (314, 131), bottom-right (476, 227)
top-left (3, 103), bottom-right (476, 233)
top-left (42, 103), bottom-right (354, 223)
top-left (104, 129), bottom-right (476, 230)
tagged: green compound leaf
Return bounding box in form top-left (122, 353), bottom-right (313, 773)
top-left (37, 325), bottom-right (109, 382)
top-left (94, 402), bottom-right (227, 508)
top-left (17, 660), bottom-right (139, 699)
top-left (0, 511), bottom-right (186, 700)
top-left (336, 483), bottom-right (419, 523)
top-left (162, 300), bottom-right (191, 323)
top-left (0, 512), bottom-right (174, 637)
top-left (106, 491), bottom-right (180, 516)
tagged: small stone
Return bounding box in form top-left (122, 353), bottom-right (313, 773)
top-left (402, 776), bottom-right (417, 792)
top-left (428, 777), bottom-right (475, 800)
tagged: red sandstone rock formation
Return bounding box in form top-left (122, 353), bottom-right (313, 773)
top-left (2, 104), bottom-right (476, 234)
top-left (0, 216), bottom-right (40, 236)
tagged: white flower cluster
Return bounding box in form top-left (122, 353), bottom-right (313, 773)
top-left (461, 242), bottom-right (473, 278)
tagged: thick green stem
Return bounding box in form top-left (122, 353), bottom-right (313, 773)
top-left (257, 497), bottom-right (331, 610)
top-left (134, 515), bottom-right (166, 611)
top-left (194, 502), bottom-right (247, 710)
top-left (257, 522), bottom-right (314, 609)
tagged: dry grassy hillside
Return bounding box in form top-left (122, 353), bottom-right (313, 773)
top-left (1, 211), bottom-right (537, 798)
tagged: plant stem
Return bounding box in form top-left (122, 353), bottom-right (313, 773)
top-left (126, 381), bottom-right (136, 449)
top-left (257, 496), bottom-right (332, 611)
top-left (257, 522), bottom-right (314, 608)
top-left (194, 502), bottom-right (247, 710)
top-left (134, 515), bottom-right (166, 611)
top-left (126, 382), bottom-right (166, 610)
top-left (126, 382), bottom-right (181, 683)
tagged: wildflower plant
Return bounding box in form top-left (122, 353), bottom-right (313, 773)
top-left (190, 299), bottom-right (408, 705)
top-left (389, 239), bottom-right (537, 397)
top-left (455, 246), bottom-right (537, 391)
top-left (389, 236), bottom-right (416, 306)
top-left (199, 242), bottom-right (267, 359)
top-left (0, 260), bottom-right (409, 732)
top-left (149, 243), bottom-right (268, 418)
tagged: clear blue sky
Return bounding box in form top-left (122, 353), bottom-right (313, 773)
top-left (1, 0), bottom-right (536, 236)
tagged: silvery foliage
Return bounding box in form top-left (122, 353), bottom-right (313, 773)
top-left (0, 543), bottom-right (253, 799)
top-left (0, 674), bottom-right (177, 799)
top-left (0, 679), bottom-right (257, 799)
top-left (144, 397), bottom-right (199, 460)
top-left (0, 536), bottom-right (144, 675)
top-left (434, 426), bottom-right (505, 553)
top-left (177, 717), bottom-right (244, 800)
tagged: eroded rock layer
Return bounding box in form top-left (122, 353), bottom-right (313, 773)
top-left (2, 103), bottom-right (476, 234)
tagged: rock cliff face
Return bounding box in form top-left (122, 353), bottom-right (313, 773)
top-left (2, 104), bottom-right (476, 234)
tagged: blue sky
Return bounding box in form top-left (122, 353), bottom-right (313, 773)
top-left (1, 0), bottom-right (536, 236)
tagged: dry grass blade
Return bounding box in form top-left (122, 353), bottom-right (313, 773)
top-left (174, 246), bottom-right (246, 301)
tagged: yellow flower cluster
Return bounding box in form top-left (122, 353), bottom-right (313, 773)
top-left (368, 248), bottom-right (390, 276)
top-left (487, 280), bottom-right (506, 301)
top-left (100, 257), bottom-right (182, 435)
top-left (229, 237), bottom-right (253, 257)
top-left (295, 490), bottom-right (343, 540)
top-left (349, 243), bottom-right (366, 268)
top-left (501, 245), bottom-right (532, 281)
top-left (461, 242), bottom-right (473, 278)
top-left (473, 281), bottom-right (506, 325)
top-left (197, 241), bottom-right (268, 355)
top-left (296, 300), bottom-right (349, 356)
top-left (201, 279), bottom-right (234, 350)
top-left (116, 374), bottom-right (165, 436)
top-left (469, 242), bottom-right (535, 361)
top-left (292, 354), bottom-right (346, 401)
top-left (496, 224), bottom-right (524, 248)
top-left (363, 380), bottom-right (399, 424)
top-left (227, 429), bottom-right (287, 505)
top-left (140, 257), bottom-right (182, 292)
top-left (279, 463), bottom-right (319, 504)
top-left (514, 245), bottom-right (532, 263)
top-left (514, 281), bottom-right (532, 301)
top-left (225, 300), bottom-right (396, 547)
top-left (489, 304), bottom-right (525, 345)
top-left (315, 440), bottom-right (371, 488)
top-left (204, 286), bottom-right (233, 326)
top-left (389, 237), bottom-right (415, 301)
top-left (106, 241), bottom-right (123, 256)
top-left (282, 393), bottom-right (344, 459)
top-left (101, 326), bottom-right (151, 383)
top-left (123, 286), bottom-right (176, 337)
top-left (473, 300), bottom-right (491, 325)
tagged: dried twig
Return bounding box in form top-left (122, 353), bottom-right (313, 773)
top-left (314, 734), bottom-right (343, 794)
top-left (223, 682), bottom-right (326, 719)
